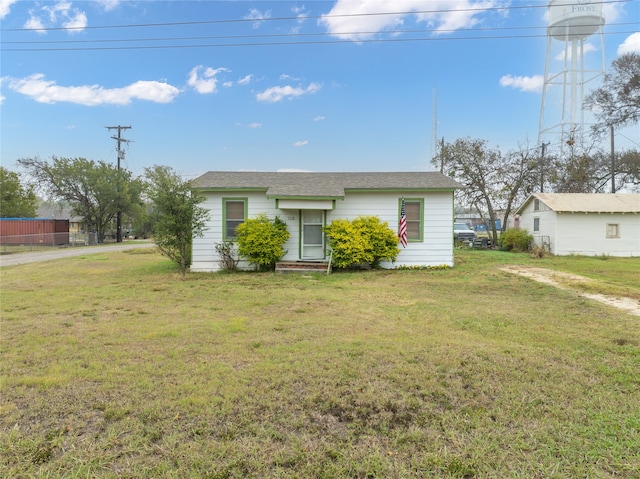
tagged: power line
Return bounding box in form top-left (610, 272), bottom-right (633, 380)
top-left (2, 29), bottom-right (636, 52)
top-left (1, 0), bottom-right (632, 33)
top-left (4, 21), bottom-right (636, 47)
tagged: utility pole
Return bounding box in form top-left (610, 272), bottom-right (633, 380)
top-left (610, 125), bottom-right (616, 193)
top-left (540, 142), bottom-right (550, 193)
top-left (105, 125), bottom-right (131, 243)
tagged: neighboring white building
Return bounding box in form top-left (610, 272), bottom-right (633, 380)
top-left (191, 171), bottom-right (463, 272)
top-left (516, 193), bottom-right (640, 256)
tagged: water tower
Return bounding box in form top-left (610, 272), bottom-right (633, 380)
top-left (538, 0), bottom-right (606, 150)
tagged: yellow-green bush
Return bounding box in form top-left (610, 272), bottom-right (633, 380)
top-left (236, 214), bottom-right (290, 271)
top-left (324, 216), bottom-right (400, 269)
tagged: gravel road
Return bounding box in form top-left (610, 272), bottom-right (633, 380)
top-left (0, 242), bottom-right (156, 267)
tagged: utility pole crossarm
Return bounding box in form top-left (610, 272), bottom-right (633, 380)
top-left (105, 125), bottom-right (132, 243)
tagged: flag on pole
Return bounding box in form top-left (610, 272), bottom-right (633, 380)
top-left (399, 197), bottom-right (408, 248)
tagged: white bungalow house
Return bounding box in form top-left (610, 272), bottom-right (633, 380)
top-left (515, 193), bottom-right (640, 256)
top-left (191, 171), bottom-right (463, 272)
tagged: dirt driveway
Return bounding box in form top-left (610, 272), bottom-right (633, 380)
top-left (500, 265), bottom-right (640, 317)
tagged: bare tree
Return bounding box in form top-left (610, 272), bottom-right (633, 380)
top-left (434, 138), bottom-right (538, 241)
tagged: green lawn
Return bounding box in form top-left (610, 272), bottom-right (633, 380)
top-left (1, 249), bottom-right (639, 478)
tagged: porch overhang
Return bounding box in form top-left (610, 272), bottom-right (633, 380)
top-left (275, 198), bottom-right (336, 210)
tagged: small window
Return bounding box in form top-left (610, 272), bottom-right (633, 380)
top-left (223, 198), bottom-right (247, 240)
top-left (534, 198), bottom-right (540, 211)
top-left (533, 217), bottom-right (540, 232)
top-left (606, 223), bottom-right (620, 238)
top-left (400, 198), bottom-right (424, 242)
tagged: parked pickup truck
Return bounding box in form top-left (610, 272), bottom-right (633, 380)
top-left (453, 223), bottom-right (476, 243)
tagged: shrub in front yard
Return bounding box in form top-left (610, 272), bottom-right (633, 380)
top-left (235, 214), bottom-right (290, 271)
top-left (215, 241), bottom-right (239, 271)
top-left (498, 228), bottom-right (532, 253)
top-left (324, 216), bottom-right (400, 269)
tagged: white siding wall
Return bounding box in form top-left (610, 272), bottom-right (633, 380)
top-left (521, 201), bottom-right (558, 253)
top-left (519, 201), bottom-right (640, 256)
top-left (191, 190), bottom-right (455, 272)
top-left (555, 213), bottom-right (640, 256)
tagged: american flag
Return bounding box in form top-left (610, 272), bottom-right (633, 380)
top-left (399, 197), bottom-right (407, 248)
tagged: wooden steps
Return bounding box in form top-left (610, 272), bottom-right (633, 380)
top-left (275, 261), bottom-right (332, 274)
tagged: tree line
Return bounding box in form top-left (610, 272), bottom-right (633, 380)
top-left (1, 53), bottom-right (638, 269)
top-left (0, 159), bottom-right (207, 278)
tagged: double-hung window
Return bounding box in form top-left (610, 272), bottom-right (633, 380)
top-left (223, 198), bottom-right (247, 241)
top-left (606, 223), bottom-right (620, 238)
top-left (401, 198), bottom-right (424, 242)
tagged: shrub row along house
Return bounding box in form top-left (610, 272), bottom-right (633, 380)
top-left (516, 193), bottom-right (640, 256)
top-left (191, 171), bottom-right (463, 272)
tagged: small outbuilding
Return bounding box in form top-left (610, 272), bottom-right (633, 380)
top-left (515, 193), bottom-right (640, 256)
top-left (191, 171), bottom-right (463, 271)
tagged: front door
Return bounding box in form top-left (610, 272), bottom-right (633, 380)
top-left (301, 210), bottom-right (324, 260)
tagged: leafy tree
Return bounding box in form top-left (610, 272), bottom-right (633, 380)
top-left (0, 167), bottom-right (38, 218)
top-left (548, 140), bottom-right (640, 193)
top-left (144, 165), bottom-right (209, 278)
top-left (616, 149), bottom-right (640, 189)
top-left (324, 216), bottom-right (400, 269)
top-left (235, 214), bottom-right (290, 271)
top-left (585, 53), bottom-right (640, 135)
top-left (17, 156), bottom-right (143, 242)
top-left (434, 138), bottom-right (538, 241)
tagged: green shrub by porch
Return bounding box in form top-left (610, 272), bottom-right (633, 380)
top-left (235, 214), bottom-right (290, 271)
top-left (324, 216), bottom-right (400, 269)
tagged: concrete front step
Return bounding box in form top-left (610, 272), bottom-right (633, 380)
top-left (275, 261), bottom-right (332, 273)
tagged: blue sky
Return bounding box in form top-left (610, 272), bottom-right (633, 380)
top-left (1, 0), bottom-right (639, 179)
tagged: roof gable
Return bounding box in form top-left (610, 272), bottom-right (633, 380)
top-left (517, 193), bottom-right (640, 215)
top-left (192, 171), bottom-right (463, 199)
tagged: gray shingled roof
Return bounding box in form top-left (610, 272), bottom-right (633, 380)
top-left (192, 171), bottom-right (462, 198)
top-left (517, 193), bottom-right (640, 214)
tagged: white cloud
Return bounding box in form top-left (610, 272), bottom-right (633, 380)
top-left (187, 66), bottom-right (230, 94)
top-left (24, 14), bottom-right (45, 33)
top-left (618, 32), bottom-right (640, 55)
top-left (313, 116), bottom-right (326, 122)
top-left (293, 140), bottom-right (309, 147)
top-left (554, 42), bottom-right (597, 61)
top-left (291, 5), bottom-right (310, 33)
top-left (235, 122), bottom-right (262, 128)
top-left (0, 0), bottom-right (19, 19)
top-left (23, 1), bottom-right (88, 33)
top-left (63, 10), bottom-right (87, 30)
top-left (7, 73), bottom-right (180, 105)
top-left (499, 74), bottom-right (543, 93)
top-left (223, 81), bottom-right (233, 88)
top-left (256, 83), bottom-right (321, 103)
top-left (238, 74), bottom-right (253, 85)
top-left (602, 2), bottom-right (623, 23)
top-left (95, 0), bottom-right (121, 12)
top-left (245, 8), bottom-right (271, 29)
top-left (319, 0), bottom-right (504, 41)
